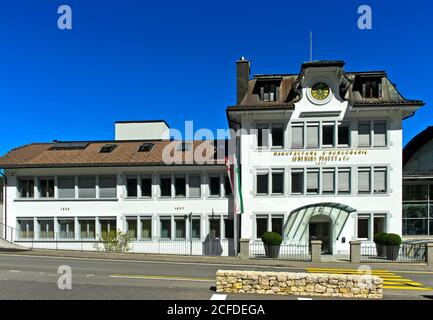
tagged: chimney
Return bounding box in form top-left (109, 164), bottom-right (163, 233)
top-left (236, 57), bottom-right (250, 105)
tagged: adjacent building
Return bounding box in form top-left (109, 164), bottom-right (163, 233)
top-left (0, 59), bottom-right (426, 255)
top-left (403, 126), bottom-right (433, 237)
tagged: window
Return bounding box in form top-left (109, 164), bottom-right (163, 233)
top-left (224, 219), bottom-right (234, 238)
top-left (260, 83), bottom-right (279, 102)
top-left (192, 218), bottom-right (201, 239)
top-left (100, 144), bottom-right (117, 153)
top-left (256, 216), bottom-right (268, 238)
top-left (126, 217), bottom-right (137, 239)
top-left (322, 170), bottom-right (335, 194)
top-left (322, 123), bottom-right (334, 146)
top-left (256, 123), bottom-right (269, 148)
top-left (272, 216), bottom-right (283, 236)
top-left (58, 176), bottom-right (75, 199)
top-left (291, 124), bottom-right (304, 149)
top-left (291, 170), bottom-right (304, 194)
top-left (358, 122), bottom-right (371, 147)
top-left (256, 171), bottom-right (269, 195)
top-left (403, 185), bottom-right (428, 201)
top-left (100, 219), bottom-right (116, 238)
top-left (358, 168), bottom-right (371, 194)
top-left (59, 219), bottom-right (74, 239)
top-left (17, 219), bottom-right (34, 239)
top-left (209, 176), bottom-right (221, 197)
top-left (374, 215), bottom-right (386, 235)
top-left (126, 176), bottom-right (138, 198)
top-left (189, 175), bottom-right (201, 198)
top-left (99, 176), bottom-right (117, 198)
top-left (337, 122), bottom-right (350, 146)
top-left (224, 176), bottom-right (232, 197)
top-left (78, 176), bottom-right (96, 198)
top-left (175, 218), bottom-right (186, 239)
top-left (160, 218), bottom-right (171, 239)
top-left (374, 121), bottom-right (387, 147)
top-left (160, 175), bottom-right (172, 197)
top-left (306, 170), bottom-right (319, 194)
top-left (139, 176), bottom-right (152, 198)
top-left (174, 175), bottom-right (186, 197)
top-left (360, 79), bottom-right (382, 99)
top-left (272, 170), bottom-right (284, 194)
top-left (38, 178), bottom-right (54, 198)
top-left (338, 169), bottom-right (351, 194)
top-left (177, 142), bottom-right (192, 152)
top-left (403, 184), bottom-right (433, 236)
top-left (357, 216), bottom-right (370, 239)
top-left (374, 168), bottom-right (387, 193)
top-left (138, 143), bottom-right (154, 152)
top-left (306, 124), bottom-right (319, 149)
top-left (140, 217), bottom-right (152, 239)
top-left (271, 123), bottom-right (284, 148)
top-left (38, 219), bottom-right (54, 239)
top-left (79, 219), bottom-right (95, 239)
top-left (209, 218), bottom-right (220, 238)
top-left (18, 178), bottom-right (34, 198)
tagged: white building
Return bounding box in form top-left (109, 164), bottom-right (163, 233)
top-left (0, 60), bottom-right (425, 256)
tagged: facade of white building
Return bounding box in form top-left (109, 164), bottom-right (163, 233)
top-left (0, 60), bottom-right (425, 256)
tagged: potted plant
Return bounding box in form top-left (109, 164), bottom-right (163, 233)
top-left (261, 231), bottom-right (283, 258)
top-left (373, 232), bottom-right (387, 257)
top-left (383, 233), bottom-right (402, 261)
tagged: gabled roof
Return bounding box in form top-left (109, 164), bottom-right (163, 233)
top-left (0, 140), bottom-right (226, 169)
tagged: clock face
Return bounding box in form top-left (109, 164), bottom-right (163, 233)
top-left (311, 82), bottom-right (330, 101)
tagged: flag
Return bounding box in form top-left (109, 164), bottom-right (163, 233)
top-left (225, 155), bottom-right (244, 214)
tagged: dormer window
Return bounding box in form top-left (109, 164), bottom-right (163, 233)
top-left (138, 143), bottom-right (154, 152)
top-left (177, 142), bottom-right (192, 152)
top-left (100, 144), bottom-right (117, 153)
top-left (260, 83), bottom-right (279, 102)
top-left (354, 76), bottom-right (383, 99)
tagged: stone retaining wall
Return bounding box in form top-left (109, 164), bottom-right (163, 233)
top-left (216, 270), bottom-right (383, 299)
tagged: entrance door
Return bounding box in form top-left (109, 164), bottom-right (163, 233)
top-left (309, 222), bottom-right (331, 254)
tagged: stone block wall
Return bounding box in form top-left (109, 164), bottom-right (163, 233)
top-left (216, 270), bottom-right (383, 299)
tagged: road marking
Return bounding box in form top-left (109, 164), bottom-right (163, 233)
top-left (297, 297), bottom-right (313, 300)
top-left (210, 294), bottom-right (227, 300)
top-left (8, 270), bottom-right (20, 273)
top-left (110, 274), bottom-right (214, 282)
top-left (86, 274), bottom-right (95, 277)
top-left (307, 268), bottom-right (432, 291)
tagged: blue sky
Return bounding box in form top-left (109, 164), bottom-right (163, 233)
top-left (0, 0), bottom-right (431, 156)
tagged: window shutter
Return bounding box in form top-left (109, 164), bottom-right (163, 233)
top-left (307, 171), bottom-right (319, 190)
top-left (306, 125), bottom-right (319, 148)
top-left (58, 177), bottom-right (75, 198)
top-left (291, 126), bottom-right (304, 148)
top-left (99, 176), bottom-right (117, 198)
top-left (358, 123), bottom-right (370, 147)
top-left (374, 122), bottom-right (386, 146)
top-left (338, 171), bottom-right (350, 193)
top-left (374, 169), bottom-right (386, 193)
top-left (78, 177), bottom-right (96, 198)
top-left (189, 175), bottom-right (201, 198)
top-left (358, 170), bottom-right (370, 193)
top-left (322, 171), bottom-right (334, 192)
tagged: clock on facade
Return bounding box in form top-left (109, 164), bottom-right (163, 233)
top-left (311, 82), bottom-right (330, 101)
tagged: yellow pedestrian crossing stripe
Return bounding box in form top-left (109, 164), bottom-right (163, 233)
top-left (306, 268), bottom-right (432, 291)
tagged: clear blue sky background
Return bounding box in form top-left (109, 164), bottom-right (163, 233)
top-left (0, 0), bottom-right (431, 156)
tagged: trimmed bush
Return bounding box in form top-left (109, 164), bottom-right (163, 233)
top-left (382, 233), bottom-right (402, 246)
top-left (261, 232), bottom-right (283, 246)
top-left (373, 232), bottom-right (387, 245)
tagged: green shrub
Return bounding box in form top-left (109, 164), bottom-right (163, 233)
top-left (261, 232), bottom-right (283, 246)
top-left (382, 233), bottom-right (402, 246)
top-left (95, 230), bottom-right (132, 252)
top-left (373, 232), bottom-right (387, 245)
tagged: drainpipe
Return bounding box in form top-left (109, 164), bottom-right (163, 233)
top-left (0, 171), bottom-right (7, 239)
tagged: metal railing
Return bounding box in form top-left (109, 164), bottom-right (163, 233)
top-left (249, 241), bottom-right (311, 261)
top-left (360, 242), bottom-right (426, 262)
top-left (0, 221), bottom-right (16, 243)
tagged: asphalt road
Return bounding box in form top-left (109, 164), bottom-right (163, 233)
top-left (0, 253), bottom-right (432, 300)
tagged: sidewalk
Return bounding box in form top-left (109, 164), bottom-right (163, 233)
top-left (2, 248), bottom-right (432, 271)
